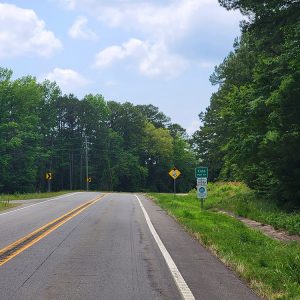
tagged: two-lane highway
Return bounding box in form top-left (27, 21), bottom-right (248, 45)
top-left (0, 192), bottom-right (260, 299)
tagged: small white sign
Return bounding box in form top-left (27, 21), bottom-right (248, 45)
top-left (197, 185), bottom-right (207, 199)
top-left (197, 178), bottom-right (207, 185)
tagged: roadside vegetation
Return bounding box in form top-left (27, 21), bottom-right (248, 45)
top-left (149, 184), bottom-right (300, 300)
top-left (0, 191), bottom-right (71, 202)
top-left (192, 1), bottom-right (300, 209)
top-left (0, 191), bottom-right (73, 212)
top-left (0, 68), bottom-right (196, 194)
top-left (1, 2), bottom-right (299, 210)
top-left (0, 200), bottom-right (18, 212)
top-left (205, 182), bottom-right (300, 235)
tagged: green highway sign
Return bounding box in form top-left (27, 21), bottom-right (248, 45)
top-left (195, 167), bottom-right (208, 178)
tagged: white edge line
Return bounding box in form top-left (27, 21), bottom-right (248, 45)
top-left (0, 192), bottom-right (82, 216)
top-left (135, 194), bottom-right (195, 300)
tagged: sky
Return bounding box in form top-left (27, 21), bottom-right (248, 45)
top-left (0, 0), bottom-right (243, 134)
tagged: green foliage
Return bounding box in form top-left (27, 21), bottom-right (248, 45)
top-left (0, 69), bottom-right (197, 193)
top-left (193, 1), bottom-right (300, 206)
top-left (136, 104), bottom-right (170, 128)
top-left (0, 191), bottom-right (73, 212)
top-left (0, 191), bottom-right (71, 201)
top-left (0, 73), bottom-right (43, 193)
top-left (150, 191), bottom-right (300, 299)
top-left (205, 182), bottom-right (300, 235)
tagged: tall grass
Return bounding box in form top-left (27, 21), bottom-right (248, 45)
top-left (204, 182), bottom-right (300, 235)
top-left (149, 191), bottom-right (300, 299)
top-left (0, 197), bottom-right (17, 211)
top-left (0, 191), bottom-right (72, 202)
top-left (0, 191), bottom-right (74, 212)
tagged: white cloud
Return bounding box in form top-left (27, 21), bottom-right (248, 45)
top-left (94, 43), bottom-right (130, 68)
top-left (68, 16), bottom-right (98, 40)
top-left (54, 0), bottom-right (76, 10)
top-left (0, 3), bottom-right (62, 59)
top-left (138, 41), bottom-right (187, 79)
top-left (42, 68), bottom-right (90, 93)
top-left (94, 38), bottom-right (187, 79)
top-left (56, 0), bottom-right (242, 41)
top-left (96, 0), bottom-right (204, 41)
top-left (58, 0), bottom-right (242, 78)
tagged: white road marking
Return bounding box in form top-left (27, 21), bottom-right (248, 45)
top-left (135, 195), bottom-right (195, 300)
top-left (0, 192), bottom-right (82, 216)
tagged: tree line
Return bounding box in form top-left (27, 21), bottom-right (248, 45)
top-left (0, 68), bottom-right (196, 193)
top-left (193, 0), bottom-right (300, 207)
top-left (2, 0), bottom-right (299, 205)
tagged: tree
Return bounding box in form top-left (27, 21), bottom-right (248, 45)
top-left (193, 0), bottom-right (300, 206)
top-left (136, 104), bottom-right (171, 128)
top-left (0, 72), bottom-right (43, 192)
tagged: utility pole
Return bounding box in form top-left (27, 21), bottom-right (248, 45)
top-left (85, 135), bottom-right (89, 191)
top-left (80, 151), bottom-right (83, 190)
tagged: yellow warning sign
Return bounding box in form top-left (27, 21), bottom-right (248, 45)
top-left (45, 172), bottom-right (52, 180)
top-left (168, 167), bottom-right (181, 180)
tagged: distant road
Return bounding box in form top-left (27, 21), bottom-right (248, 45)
top-left (0, 192), bottom-right (260, 300)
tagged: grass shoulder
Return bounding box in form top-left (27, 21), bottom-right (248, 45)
top-left (205, 182), bottom-right (300, 235)
top-left (0, 191), bottom-right (76, 212)
top-left (148, 189), bottom-right (300, 300)
top-left (0, 202), bottom-right (20, 212)
top-left (0, 191), bottom-right (75, 202)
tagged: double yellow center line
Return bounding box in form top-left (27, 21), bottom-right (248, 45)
top-left (0, 194), bottom-right (106, 267)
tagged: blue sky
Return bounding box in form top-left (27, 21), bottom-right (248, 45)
top-left (0, 0), bottom-right (243, 134)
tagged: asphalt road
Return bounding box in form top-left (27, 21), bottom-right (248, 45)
top-left (0, 192), bottom-right (260, 300)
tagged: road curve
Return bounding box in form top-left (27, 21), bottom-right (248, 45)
top-left (0, 192), bottom-right (260, 300)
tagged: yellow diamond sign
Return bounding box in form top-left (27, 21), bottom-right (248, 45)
top-left (169, 167), bottom-right (181, 180)
top-left (45, 172), bottom-right (52, 180)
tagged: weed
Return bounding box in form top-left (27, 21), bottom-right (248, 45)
top-left (0, 191), bottom-right (73, 212)
top-left (149, 191), bottom-right (300, 299)
top-left (204, 182), bottom-right (300, 235)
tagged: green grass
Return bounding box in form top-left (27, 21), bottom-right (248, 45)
top-left (0, 191), bottom-right (73, 202)
top-left (203, 182), bottom-right (300, 235)
top-left (149, 191), bottom-right (300, 300)
top-left (0, 191), bottom-right (75, 212)
top-left (0, 201), bottom-right (19, 211)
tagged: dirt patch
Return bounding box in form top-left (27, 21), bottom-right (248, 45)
top-left (219, 210), bottom-right (300, 242)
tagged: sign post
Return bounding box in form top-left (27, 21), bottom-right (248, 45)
top-left (45, 172), bottom-right (52, 193)
top-left (168, 167), bottom-right (181, 196)
top-left (86, 177), bottom-right (92, 191)
top-left (195, 167), bottom-right (208, 210)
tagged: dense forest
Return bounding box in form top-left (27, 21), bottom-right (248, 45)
top-left (0, 68), bottom-right (196, 193)
top-left (193, 0), bottom-right (300, 206)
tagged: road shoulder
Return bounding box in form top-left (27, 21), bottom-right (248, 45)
top-left (138, 194), bottom-right (261, 300)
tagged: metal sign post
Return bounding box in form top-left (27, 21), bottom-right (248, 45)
top-left (197, 185), bottom-right (207, 210)
top-left (86, 177), bottom-right (92, 189)
top-left (195, 167), bottom-right (208, 210)
top-left (173, 179), bottom-right (176, 196)
top-left (169, 167), bottom-right (181, 197)
top-left (45, 172), bottom-right (52, 193)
